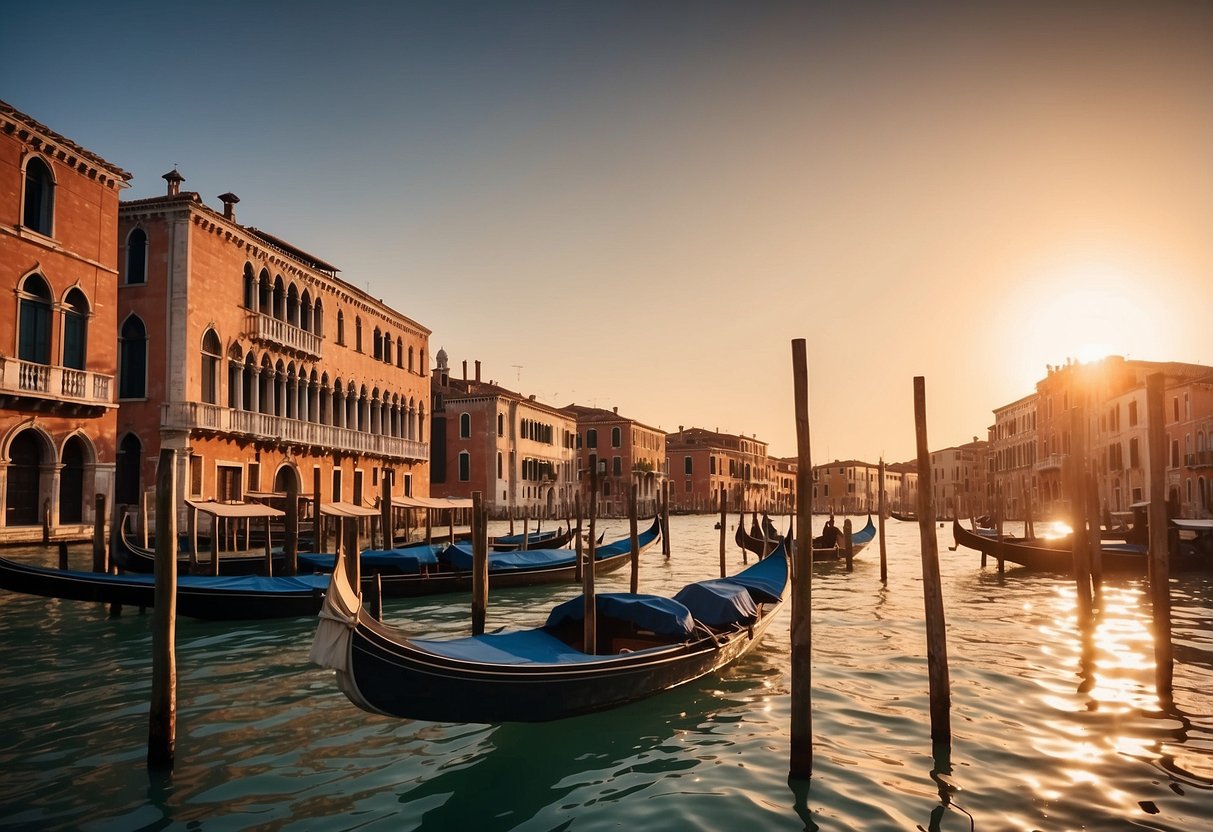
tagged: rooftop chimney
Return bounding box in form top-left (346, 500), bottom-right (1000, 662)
top-left (462, 360), bottom-right (467, 381)
top-left (475, 360), bottom-right (481, 382)
top-left (163, 168), bottom-right (184, 196)
top-left (613, 406), bottom-right (618, 414)
top-left (218, 192), bottom-right (239, 221)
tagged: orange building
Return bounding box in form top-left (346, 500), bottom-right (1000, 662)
top-left (116, 171), bottom-right (430, 527)
top-left (665, 427), bottom-right (771, 513)
top-left (429, 354), bottom-right (577, 518)
top-left (0, 101), bottom-right (130, 541)
top-left (564, 403), bottom-right (667, 517)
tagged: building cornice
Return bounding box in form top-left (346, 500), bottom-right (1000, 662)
top-left (1, 100), bottom-right (131, 187)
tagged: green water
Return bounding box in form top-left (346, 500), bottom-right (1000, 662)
top-left (0, 516), bottom-right (1210, 830)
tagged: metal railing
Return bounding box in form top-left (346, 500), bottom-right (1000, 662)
top-left (247, 312), bottom-right (322, 358)
top-left (0, 357), bottom-right (113, 406)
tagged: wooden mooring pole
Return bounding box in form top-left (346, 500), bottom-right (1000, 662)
top-left (789, 338), bottom-right (814, 779)
top-left (843, 517), bottom-right (854, 571)
top-left (661, 480), bottom-right (671, 557)
top-left (584, 469), bottom-right (599, 655)
top-left (284, 475), bottom-right (299, 576)
top-left (380, 469), bottom-right (393, 550)
top-left (629, 483), bottom-right (640, 594)
top-left (878, 459), bottom-right (887, 584)
top-left (1068, 404), bottom-right (1094, 625)
top-left (1146, 373), bottom-right (1173, 702)
top-left (148, 449), bottom-right (177, 771)
top-left (573, 491), bottom-right (584, 584)
top-left (92, 494), bottom-right (108, 573)
top-left (718, 486), bottom-right (727, 578)
top-left (312, 467), bottom-right (323, 555)
top-left (471, 492), bottom-right (487, 636)
top-left (914, 376), bottom-right (951, 748)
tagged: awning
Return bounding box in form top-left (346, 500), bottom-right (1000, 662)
top-left (185, 499), bottom-right (285, 519)
top-left (391, 496), bottom-right (475, 510)
top-left (320, 500), bottom-right (380, 518)
top-left (1172, 519), bottom-right (1213, 531)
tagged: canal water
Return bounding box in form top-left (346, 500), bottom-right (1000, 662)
top-left (0, 515), bottom-right (1210, 831)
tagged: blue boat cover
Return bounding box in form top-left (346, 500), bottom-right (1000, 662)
top-left (673, 579), bottom-right (758, 628)
top-left (442, 544), bottom-right (576, 571)
top-left (492, 529), bottom-right (559, 545)
top-left (727, 547), bottom-right (789, 604)
top-left (298, 546), bottom-right (441, 574)
top-left (545, 592), bottom-right (694, 638)
top-left (36, 565), bottom-right (331, 592)
top-left (411, 629), bottom-right (667, 665)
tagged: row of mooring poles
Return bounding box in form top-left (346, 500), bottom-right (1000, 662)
top-left (1146, 373), bottom-right (1174, 702)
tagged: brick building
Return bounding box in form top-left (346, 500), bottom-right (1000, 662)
top-left (665, 427), bottom-right (771, 513)
top-left (430, 354), bottom-right (577, 518)
top-left (0, 101), bottom-right (130, 541)
top-left (563, 403), bottom-right (667, 518)
top-left (116, 171), bottom-right (430, 528)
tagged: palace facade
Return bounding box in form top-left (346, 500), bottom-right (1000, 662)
top-left (564, 403), bottom-right (667, 517)
top-left (116, 172), bottom-right (430, 527)
top-left (665, 427), bottom-right (772, 513)
top-left (0, 101), bottom-right (130, 541)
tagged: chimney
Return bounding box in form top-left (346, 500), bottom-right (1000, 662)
top-left (218, 192), bottom-right (240, 221)
top-left (462, 360), bottom-right (467, 381)
top-left (475, 360), bottom-right (481, 382)
top-left (162, 168), bottom-right (184, 196)
top-left (613, 406), bottom-right (618, 414)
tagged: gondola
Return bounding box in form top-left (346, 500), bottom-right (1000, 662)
top-left (950, 519), bottom-right (1208, 575)
top-left (808, 515), bottom-right (876, 561)
top-left (735, 513), bottom-right (781, 558)
top-left (489, 525), bottom-right (575, 552)
top-left (114, 512), bottom-right (288, 576)
top-left (300, 520), bottom-right (654, 598)
top-left (310, 530), bottom-right (789, 723)
top-left (0, 556), bottom-right (330, 620)
top-left (889, 511), bottom-right (917, 522)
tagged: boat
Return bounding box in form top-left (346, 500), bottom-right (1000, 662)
top-left (735, 513), bottom-right (780, 558)
top-left (950, 519), bottom-right (1209, 574)
top-left (889, 511), bottom-right (917, 522)
top-left (489, 525), bottom-right (575, 551)
top-left (300, 519), bottom-right (657, 598)
top-left (310, 529), bottom-right (790, 723)
top-left (809, 516), bottom-right (876, 561)
top-left (0, 556), bottom-right (330, 620)
top-left (114, 510), bottom-right (288, 576)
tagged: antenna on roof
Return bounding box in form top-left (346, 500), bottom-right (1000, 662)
top-left (512, 364), bottom-right (523, 384)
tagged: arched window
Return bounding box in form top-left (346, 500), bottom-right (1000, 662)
top-left (355, 316), bottom-right (363, 352)
top-left (459, 451), bottom-right (471, 482)
top-left (272, 276), bottom-right (285, 320)
top-left (242, 263), bottom-right (255, 308)
top-left (300, 289), bottom-right (313, 332)
top-left (497, 413), bottom-right (504, 437)
top-left (119, 316), bottom-right (147, 398)
top-left (383, 334), bottom-right (392, 364)
top-left (200, 328), bottom-right (221, 404)
top-left (258, 269), bottom-right (271, 312)
top-left (336, 310), bottom-right (345, 345)
top-left (460, 412), bottom-right (471, 438)
top-left (17, 274), bottom-right (53, 365)
top-left (126, 228), bottom-right (148, 285)
top-left (497, 452), bottom-right (503, 479)
top-left (62, 288), bottom-right (89, 370)
top-left (286, 283), bottom-right (299, 327)
top-left (373, 327), bottom-right (382, 360)
top-left (408, 346), bottom-right (415, 372)
top-left (115, 433), bottom-right (142, 506)
top-left (612, 427), bottom-right (621, 448)
top-left (313, 298), bottom-right (324, 338)
top-left (22, 157), bottom-right (54, 236)
top-left (396, 337), bottom-right (403, 368)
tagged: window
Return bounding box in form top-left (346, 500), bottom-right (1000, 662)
top-left (373, 327), bottom-right (382, 359)
top-left (332, 469), bottom-right (343, 502)
top-left (355, 317), bottom-right (363, 352)
top-left (497, 413), bottom-right (504, 437)
top-left (612, 427), bottom-right (621, 447)
top-left (1171, 439), bottom-right (1180, 468)
top-left (458, 452), bottom-right (470, 482)
top-left (613, 456), bottom-right (622, 476)
top-left (17, 274), bottom-right (53, 365)
top-left (119, 315), bottom-right (147, 398)
top-left (242, 263), bottom-right (255, 308)
top-left (684, 456), bottom-right (693, 475)
top-left (587, 429), bottom-right (598, 449)
top-left (62, 288), bottom-right (89, 370)
top-left (22, 156), bottom-right (54, 236)
top-left (408, 346), bottom-right (414, 372)
top-left (1129, 437), bottom-right (1140, 468)
top-left (497, 452), bottom-right (503, 479)
top-left (459, 412), bottom-right (471, 438)
top-left (200, 328), bottom-right (221, 404)
top-left (190, 455), bottom-right (203, 497)
top-left (126, 228), bottom-right (148, 285)
top-left (336, 310), bottom-right (345, 345)
top-left (217, 465), bottom-right (242, 502)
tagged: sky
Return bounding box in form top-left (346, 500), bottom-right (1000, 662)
top-left (5, 1), bottom-right (1212, 462)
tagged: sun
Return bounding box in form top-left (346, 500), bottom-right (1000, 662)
top-left (1076, 342), bottom-right (1114, 364)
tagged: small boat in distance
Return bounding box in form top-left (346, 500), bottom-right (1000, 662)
top-left (311, 530), bottom-right (790, 723)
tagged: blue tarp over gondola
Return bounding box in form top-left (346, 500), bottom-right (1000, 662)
top-left (443, 545), bottom-right (576, 571)
top-left (545, 593), bottom-right (695, 638)
top-left (298, 546), bottom-right (442, 575)
top-left (672, 579), bottom-right (757, 628)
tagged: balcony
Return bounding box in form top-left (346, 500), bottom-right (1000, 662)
top-left (246, 312), bottom-right (322, 359)
top-left (1035, 454), bottom-right (1065, 472)
top-left (1184, 450), bottom-right (1213, 468)
top-left (162, 401), bottom-right (428, 461)
top-left (0, 357), bottom-right (113, 411)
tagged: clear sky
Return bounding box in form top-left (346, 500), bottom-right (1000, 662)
top-left (5, 1), bottom-right (1211, 462)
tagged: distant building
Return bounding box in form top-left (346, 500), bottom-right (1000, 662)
top-left (988, 393), bottom-right (1037, 518)
top-left (770, 457), bottom-right (797, 515)
top-left (117, 171), bottom-right (431, 528)
top-left (665, 427), bottom-right (770, 513)
top-left (0, 101), bottom-right (131, 541)
top-left (884, 461), bottom-right (919, 515)
top-left (563, 403), bottom-right (666, 517)
top-left (928, 439), bottom-right (988, 520)
top-left (430, 355), bottom-right (577, 518)
top-left (811, 459), bottom-right (885, 515)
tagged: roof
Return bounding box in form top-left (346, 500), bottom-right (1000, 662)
top-left (186, 499), bottom-right (284, 519)
top-left (320, 501), bottom-right (380, 518)
top-left (246, 226), bottom-right (340, 276)
top-left (0, 99), bottom-right (131, 183)
top-left (393, 495), bottom-right (474, 510)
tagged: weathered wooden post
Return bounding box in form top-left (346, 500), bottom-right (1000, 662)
top-left (914, 376), bottom-right (951, 748)
top-left (262, 510), bottom-right (274, 576)
top-left (661, 480), bottom-right (671, 557)
top-left (209, 511), bottom-right (220, 577)
top-left (1146, 373), bottom-right (1173, 702)
top-left (1086, 471), bottom-right (1104, 593)
top-left (92, 494), bottom-right (108, 573)
top-left (148, 449), bottom-right (177, 771)
top-left (343, 515), bottom-right (361, 592)
top-left (369, 574), bottom-right (383, 622)
top-left (42, 497), bottom-right (51, 545)
top-left (58, 540), bottom-right (69, 570)
top-left (284, 475), bottom-right (299, 576)
top-left (584, 469), bottom-right (599, 655)
top-left (1024, 474), bottom-right (1035, 539)
top-left (843, 517), bottom-right (854, 571)
top-left (522, 505), bottom-right (530, 551)
top-left (188, 503), bottom-right (199, 574)
top-left (573, 491), bottom-right (584, 584)
top-left (380, 469), bottom-right (393, 550)
top-left (718, 486), bottom-right (728, 578)
top-left (1068, 404), bottom-right (1094, 624)
top-left (628, 483), bottom-right (639, 594)
top-left (312, 467), bottom-right (323, 554)
top-left (789, 338), bottom-right (813, 779)
top-left (471, 492), bottom-right (488, 636)
top-left (141, 488), bottom-right (151, 549)
top-left (878, 459), bottom-right (888, 584)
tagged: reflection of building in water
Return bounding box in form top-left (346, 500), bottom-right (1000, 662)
top-left (0, 100), bottom-right (131, 541)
